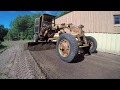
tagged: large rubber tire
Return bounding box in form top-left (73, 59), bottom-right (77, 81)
top-left (56, 33), bottom-right (78, 63)
top-left (34, 34), bottom-right (39, 42)
top-left (86, 36), bottom-right (97, 53)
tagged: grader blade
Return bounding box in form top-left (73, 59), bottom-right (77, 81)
top-left (25, 42), bottom-right (56, 51)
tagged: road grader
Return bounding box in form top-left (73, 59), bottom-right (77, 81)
top-left (31, 14), bottom-right (97, 62)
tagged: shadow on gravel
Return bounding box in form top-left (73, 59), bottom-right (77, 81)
top-left (70, 54), bottom-right (85, 63)
top-left (70, 50), bottom-right (98, 63)
top-left (92, 50), bottom-right (98, 54)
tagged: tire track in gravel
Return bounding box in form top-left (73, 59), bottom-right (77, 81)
top-left (0, 44), bottom-right (46, 79)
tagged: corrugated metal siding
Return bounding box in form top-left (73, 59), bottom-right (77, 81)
top-left (55, 11), bottom-right (120, 55)
top-left (85, 33), bottom-right (120, 55)
top-left (55, 11), bottom-right (120, 33)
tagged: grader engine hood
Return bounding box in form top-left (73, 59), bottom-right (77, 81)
top-left (54, 24), bottom-right (85, 38)
top-left (69, 25), bottom-right (84, 36)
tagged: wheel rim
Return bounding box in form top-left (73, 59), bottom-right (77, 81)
top-left (58, 39), bottom-right (70, 57)
top-left (88, 40), bottom-right (93, 49)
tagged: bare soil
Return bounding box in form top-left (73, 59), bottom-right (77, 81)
top-left (0, 41), bottom-right (120, 79)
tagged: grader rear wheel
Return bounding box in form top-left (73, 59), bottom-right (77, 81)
top-left (86, 36), bottom-right (97, 53)
top-left (56, 33), bottom-right (78, 62)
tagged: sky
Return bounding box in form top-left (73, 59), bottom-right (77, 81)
top-left (0, 11), bottom-right (62, 29)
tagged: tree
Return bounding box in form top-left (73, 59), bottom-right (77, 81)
top-left (10, 15), bottom-right (22, 40)
top-left (0, 25), bottom-right (8, 41)
top-left (26, 13), bottom-right (41, 40)
top-left (10, 14), bottom-right (31, 40)
top-left (7, 13), bottom-right (41, 40)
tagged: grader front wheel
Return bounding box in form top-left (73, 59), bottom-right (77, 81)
top-left (56, 33), bottom-right (78, 62)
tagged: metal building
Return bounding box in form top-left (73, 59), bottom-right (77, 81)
top-left (55, 11), bottom-right (120, 55)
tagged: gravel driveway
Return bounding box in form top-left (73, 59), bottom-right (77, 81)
top-left (0, 41), bottom-right (120, 79)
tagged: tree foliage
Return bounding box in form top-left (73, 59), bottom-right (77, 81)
top-left (4, 11), bottom-right (71, 41)
top-left (0, 25), bottom-right (8, 41)
top-left (6, 13), bottom-right (41, 40)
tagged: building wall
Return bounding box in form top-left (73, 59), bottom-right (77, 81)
top-left (55, 11), bottom-right (120, 55)
top-left (85, 33), bottom-right (120, 55)
top-left (55, 11), bottom-right (120, 33)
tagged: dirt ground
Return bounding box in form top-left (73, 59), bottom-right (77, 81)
top-left (30, 50), bottom-right (120, 79)
top-left (0, 41), bottom-right (120, 79)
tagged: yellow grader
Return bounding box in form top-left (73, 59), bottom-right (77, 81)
top-left (28, 14), bottom-right (97, 62)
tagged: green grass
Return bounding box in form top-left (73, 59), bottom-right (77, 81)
top-left (0, 44), bottom-right (7, 50)
top-left (2, 40), bottom-right (32, 47)
top-left (0, 40), bottom-right (32, 53)
top-left (0, 41), bottom-right (8, 53)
